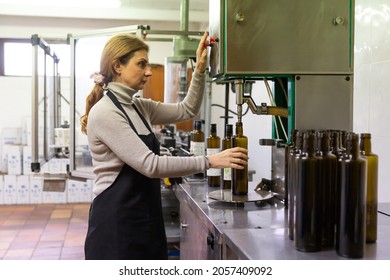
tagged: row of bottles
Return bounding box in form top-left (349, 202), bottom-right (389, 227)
top-left (287, 129), bottom-right (378, 258)
top-left (189, 121), bottom-right (248, 195)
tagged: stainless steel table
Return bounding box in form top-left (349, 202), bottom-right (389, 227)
top-left (174, 178), bottom-right (390, 260)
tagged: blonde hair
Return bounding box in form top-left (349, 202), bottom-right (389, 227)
top-left (80, 33), bottom-right (149, 134)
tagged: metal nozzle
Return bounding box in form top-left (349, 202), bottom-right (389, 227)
top-left (234, 79), bottom-right (244, 123)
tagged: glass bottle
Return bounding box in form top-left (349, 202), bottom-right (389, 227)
top-left (287, 129), bottom-right (300, 240)
top-left (190, 120), bottom-right (205, 177)
top-left (232, 121), bottom-right (248, 195)
top-left (206, 123), bottom-right (221, 187)
top-left (360, 133), bottom-right (378, 243)
top-left (295, 131), bottom-right (322, 252)
top-left (336, 133), bottom-right (367, 258)
top-left (222, 124), bottom-right (233, 189)
top-left (319, 131), bottom-right (337, 248)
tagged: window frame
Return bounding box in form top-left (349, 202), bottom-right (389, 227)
top-left (0, 37), bottom-right (69, 77)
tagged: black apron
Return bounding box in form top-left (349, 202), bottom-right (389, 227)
top-left (84, 91), bottom-right (167, 260)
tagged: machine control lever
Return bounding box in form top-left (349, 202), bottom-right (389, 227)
top-left (206, 234), bottom-right (215, 249)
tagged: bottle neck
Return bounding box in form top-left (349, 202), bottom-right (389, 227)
top-left (347, 133), bottom-right (360, 159)
top-left (360, 134), bottom-right (372, 154)
top-left (194, 121), bottom-right (202, 131)
top-left (210, 124), bottom-right (217, 136)
top-left (331, 132), bottom-right (340, 152)
top-left (225, 124), bottom-right (233, 138)
top-left (308, 133), bottom-right (317, 156)
top-left (321, 132), bottom-right (330, 154)
top-left (235, 122), bottom-right (244, 136)
top-left (289, 129), bottom-right (298, 146)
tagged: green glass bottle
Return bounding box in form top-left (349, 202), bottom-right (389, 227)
top-left (295, 131), bottom-right (322, 252)
top-left (190, 120), bottom-right (205, 178)
top-left (360, 133), bottom-right (378, 243)
top-left (287, 129), bottom-right (300, 240)
top-left (222, 124), bottom-right (233, 189)
top-left (336, 133), bottom-right (367, 258)
top-left (207, 123), bottom-right (221, 187)
top-left (319, 131), bottom-right (337, 248)
top-left (232, 122), bottom-right (248, 195)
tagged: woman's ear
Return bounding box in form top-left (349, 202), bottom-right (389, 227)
top-left (113, 59), bottom-right (122, 75)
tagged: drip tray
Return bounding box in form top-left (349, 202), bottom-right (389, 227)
top-left (208, 189), bottom-right (274, 203)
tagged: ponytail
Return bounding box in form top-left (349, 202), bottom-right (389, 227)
top-left (80, 85), bottom-right (104, 134)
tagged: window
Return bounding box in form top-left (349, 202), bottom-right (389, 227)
top-left (0, 38), bottom-right (70, 77)
top-left (4, 42), bottom-right (32, 76)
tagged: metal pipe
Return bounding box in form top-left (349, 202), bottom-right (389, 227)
top-left (31, 44), bottom-right (39, 172)
top-left (180, 0), bottom-right (189, 33)
top-left (224, 83), bottom-right (230, 133)
top-left (234, 79), bottom-right (244, 123)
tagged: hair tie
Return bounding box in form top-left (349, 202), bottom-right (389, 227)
top-left (90, 72), bottom-right (105, 86)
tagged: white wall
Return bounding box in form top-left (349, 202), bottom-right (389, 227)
top-left (0, 0), bottom-right (389, 202)
top-left (354, 0), bottom-right (390, 202)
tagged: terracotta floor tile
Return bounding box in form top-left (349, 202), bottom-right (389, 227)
top-left (2, 248), bottom-right (34, 260)
top-left (35, 240), bottom-right (64, 249)
top-left (50, 209), bottom-right (72, 219)
top-left (0, 242), bottom-right (11, 250)
top-left (9, 240), bottom-right (38, 249)
top-left (0, 203), bottom-right (89, 260)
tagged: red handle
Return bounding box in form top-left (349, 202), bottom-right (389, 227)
top-left (204, 37), bottom-right (219, 47)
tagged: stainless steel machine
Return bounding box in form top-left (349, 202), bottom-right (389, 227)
top-left (208, 0), bottom-right (354, 196)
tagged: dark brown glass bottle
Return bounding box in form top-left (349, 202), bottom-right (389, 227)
top-left (331, 131), bottom-right (344, 159)
top-left (331, 130), bottom-right (344, 239)
top-left (232, 122), bottom-right (248, 195)
top-left (336, 133), bottom-right (367, 258)
top-left (222, 124), bottom-right (233, 189)
top-left (360, 133), bottom-right (378, 243)
top-left (190, 120), bottom-right (205, 156)
top-left (287, 129), bottom-right (300, 240)
top-left (190, 120), bottom-right (205, 177)
top-left (319, 131), bottom-right (337, 248)
top-left (207, 124), bottom-right (221, 187)
top-left (295, 131), bottom-right (322, 252)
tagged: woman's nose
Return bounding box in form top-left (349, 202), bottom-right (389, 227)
top-left (145, 66), bottom-right (152, 76)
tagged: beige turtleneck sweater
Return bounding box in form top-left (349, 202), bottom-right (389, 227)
top-left (87, 71), bottom-right (208, 196)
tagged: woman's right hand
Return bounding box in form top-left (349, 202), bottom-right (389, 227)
top-left (207, 147), bottom-right (248, 170)
top-left (195, 31), bottom-right (209, 74)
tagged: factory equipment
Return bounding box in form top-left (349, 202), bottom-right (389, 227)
top-left (31, 35), bottom-right (59, 172)
top-left (208, 0), bottom-right (354, 197)
top-left (30, 35), bottom-right (69, 191)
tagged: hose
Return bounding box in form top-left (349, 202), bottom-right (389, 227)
top-left (267, 106), bottom-right (289, 118)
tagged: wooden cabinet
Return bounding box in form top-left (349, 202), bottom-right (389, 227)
top-left (142, 64), bottom-right (195, 132)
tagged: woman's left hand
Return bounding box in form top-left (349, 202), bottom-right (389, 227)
top-left (195, 31), bottom-right (209, 74)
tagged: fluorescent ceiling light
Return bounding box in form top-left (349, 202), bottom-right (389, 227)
top-left (0, 0), bottom-right (121, 8)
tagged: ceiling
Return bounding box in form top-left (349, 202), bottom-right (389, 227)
top-left (0, 0), bottom-right (209, 23)
top-left (122, 0), bottom-right (208, 11)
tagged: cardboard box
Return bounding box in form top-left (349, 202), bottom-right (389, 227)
top-left (67, 179), bottom-right (79, 203)
top-left (42, 191), bottom-right (67, 204)
top-left (1, 127), bottom-right (22, 145)
top-left (16, 175), bottom-right (30, 204)
top-left (5, 144), bottom-right (23, 175)
top-left (30, 176), bottom-right (43, 204)
top-left (3, 175), bottom-right (17, 205)
top-left (79, 179), bottom-right (93, 203)
top-left (0, 175), bottom-right (4, 205)
top-left (22, 116), bottom-right (32, 146)
top-left (23, 146), bottom-right (33, 175)
top-left (48, 158), bottom-right (62, 174)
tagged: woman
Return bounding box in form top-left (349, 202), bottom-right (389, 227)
top-left (81, 31), bottom-right (248, 260)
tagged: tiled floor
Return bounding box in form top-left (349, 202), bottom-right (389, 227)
top-left (0, 203), bottom-right (90, 260)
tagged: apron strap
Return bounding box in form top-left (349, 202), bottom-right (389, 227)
top-left (106, 90), bottom-right (153, 134)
